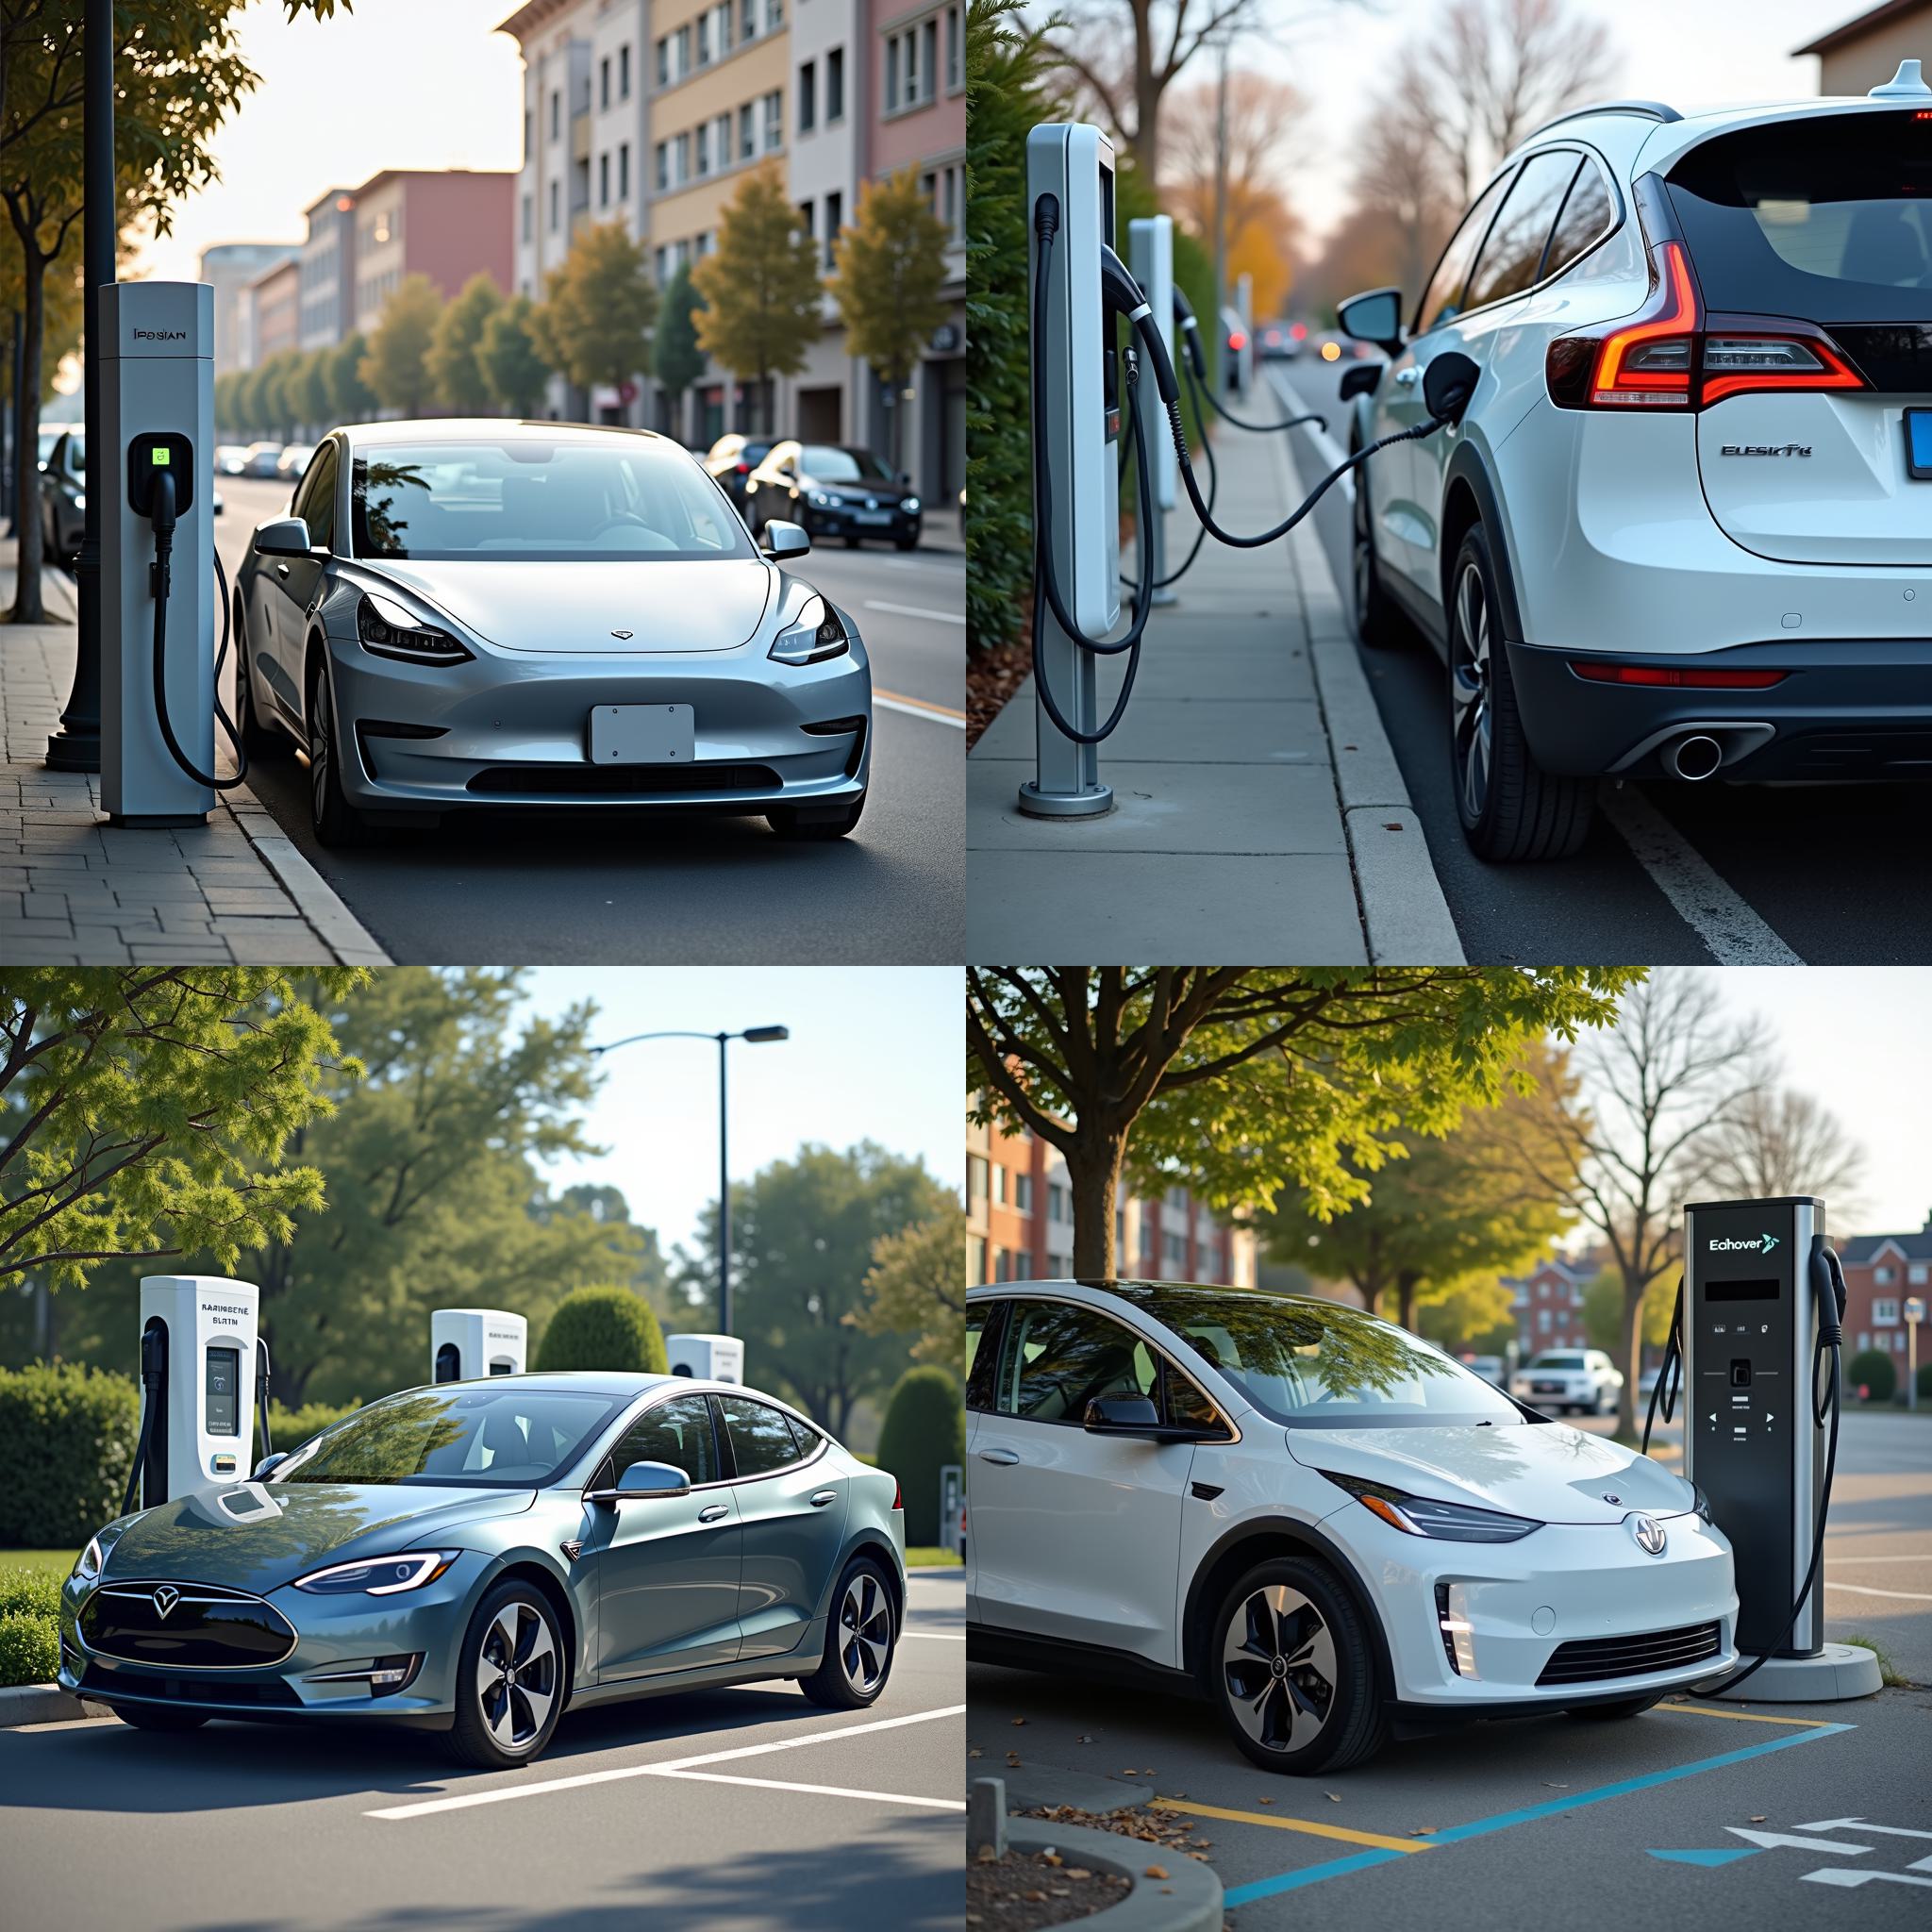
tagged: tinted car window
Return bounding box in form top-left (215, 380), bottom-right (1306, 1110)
top-left (718, 1395), bottom-right (805, 1476)
top-left (800, 445), bottom-right (890, 481)
top-left (293, 443), bottom-right (338, 550)
top-left (995, 1301), bottom-right (1158, 1424)
top-left (607, 1392), bottom-right (720, 1486)
top-left (1416, 169), bottom-right (1513, 332)
top-left (1541, 158), bottom-right (1615, 279)
top-left (966, 1301), bottom-right (1002, 1410)
top-left (1464, 150), bottom-right (1582, 310)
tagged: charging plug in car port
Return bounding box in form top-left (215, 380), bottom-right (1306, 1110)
top-left (1729, 1358), bottom-right (1753, 1388)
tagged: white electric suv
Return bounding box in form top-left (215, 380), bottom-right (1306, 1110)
top-left (1339, 61), bottom-right (1932, 861)
top-left (965, 1282), bottom-right (1737, 1774)
top-left (1510, 1348), bottom-right (1624, 1416)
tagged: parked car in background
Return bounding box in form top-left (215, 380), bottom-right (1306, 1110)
top-left (1511, 1349), bottom-right (1624, 1416)
top-left (1257, 321), bottom-right (1307, 360)
top-left (275, 443), bottom-right (317, 482)
top-left (241, 441), bottom-right (286, 477)
top-left (215, 443), bottom-right (251, 475)
top-left (37, 424), bottom-right (68, 470)
top-left (39, 429), bottom-right (86, 566)
top-left (745, 441), bottom-right (921, 550)
top-left (1458, 1353), bottom-right (1507, 1388)
top-left (702, 433), bottom-right (779, 511)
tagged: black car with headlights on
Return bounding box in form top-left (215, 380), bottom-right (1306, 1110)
top-left (743, 442), bottom-right (922, 550)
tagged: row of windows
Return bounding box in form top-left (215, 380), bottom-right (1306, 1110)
top-left (599, 43), bottom-right (633, 110)
top-left (795, 47), bottom-right (845, 133)
top-left (883, 5), bottom-right (962, 115)
top-left (920, 160), bottom-right (963, 242)
top-left (356, 266), bottom-right (401, 318)
top-left (656, 92), bottom-right (782, 192)
top-left (656, 0), bottom-right (783, 92)
top-left (598, 1390), bottom-right (820, 1489)
top-left (653, 231), bottom-right (715, 283)
top-left (1854, 1328), bottom-right (1913, 1354)
top-left (1868, 1261), bottom-right (1930, 1286)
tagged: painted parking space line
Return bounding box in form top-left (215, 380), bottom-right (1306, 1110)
top-left (874, 689), bottom-right (968, 727)
top-left (652, 1768), bottom-right (964, 1810)
top-left (1668, 1704), bottom-right (1840, 1726)
top-left (1824, 1579), bottom-right (1932, 1602)
top-left (1154, 1795), bottom-right (1427, 1854)
top-left (863, 600), bottom-right (966, 625)
top-left (1221, 1720), bottom-right (1855, 1907)
top-left (366, 1701), bottom-right (966, 1820)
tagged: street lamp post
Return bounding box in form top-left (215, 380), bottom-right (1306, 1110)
top-left (589, 1024), bottom-right (790, 1337)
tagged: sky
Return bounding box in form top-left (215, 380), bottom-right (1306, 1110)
top-left (514, 968), bottom-right (963, 1264)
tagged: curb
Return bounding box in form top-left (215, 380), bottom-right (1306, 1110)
top-left (0, 1682), bottom-right (113, 1727)
top-left (225, 787), bottom-right (391, 965)
top-left (1005, 1812), bottom-right (1224, 1932)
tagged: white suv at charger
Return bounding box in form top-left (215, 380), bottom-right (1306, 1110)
top-left (1339, 62), bottom-right (1932, 861)
top-left (1509, 1348), bottom-right (1624, 1416)
top-left (965, 1281), bottom-right (1734, 1774)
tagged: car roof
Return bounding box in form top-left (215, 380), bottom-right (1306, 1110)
top-left (967, 1276), bottom-right (1391, 1324)
top-left (335, 418), bottom-right (682, 449)
top-left (388, 1369), bottom-right (813, 1411)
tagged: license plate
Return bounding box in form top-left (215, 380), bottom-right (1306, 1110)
top-left (854, 510), bottom-right (892, 525)
top-left (1907, 409), bottom-right (1932, 480)
top-left (1533, 1381), bottom-right (1563, 1393)
top-left (588, 704), bottom-right (694, 764)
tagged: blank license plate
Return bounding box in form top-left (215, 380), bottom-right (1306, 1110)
top-left (854, 510), bottom-right (892, 525)
top-left (589, 704), bottom-right (694, 764)
top-left (1907, 409), bottom-right (1932, 480)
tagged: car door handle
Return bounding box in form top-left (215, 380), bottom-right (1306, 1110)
top-left (977, 1448), bottom-right (1020, 1465)
top-left (1394, 367), bottom-right (1422, 387)
top-left (275, 562), bottom-right (291, 576)
top-left (809, 1490), bottom-right (839, 1507)
top-left (697, 1503), bottom-right (730, 1524)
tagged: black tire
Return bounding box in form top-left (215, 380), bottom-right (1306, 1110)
top-left (1208, 1556), bottom-right (1390, 1775)
top-left (893, 535), bottom-right (918, 552)
top-left (306, 654), bottom-right (375, 848)
top-left (1568, 1692), bottom-right (1664, 1720)
top-left (768, 791), bottom-right (865, 841)
top-left (115, 1703), bottom-right (210, 1733)
top-left (233, 591), bottom-right (275, 754)
top-left (1447, 523), bottom-right (1593, 862)
top-left (800, 1555), bottom-right (898, 1709)
top-left (445, 1578), bottom-right (567, 1769)
top-left (1351, 446), bottom-right (1405, 649)
top-left (844, 535), bottom-right (861, 549)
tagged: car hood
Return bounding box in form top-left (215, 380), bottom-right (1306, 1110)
top-left (360, 558), bottom-right (776, 655)
top-left (1285, 1423), bottom-right (1695, 1524)
top-left (97, 1482), bottom-right (535, 1593)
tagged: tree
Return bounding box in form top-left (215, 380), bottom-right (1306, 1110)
top-left (294, 346), bottom-right (333, 434)
top-left (1582, 1268), bottom-right (1674, 1358)
top-left (361, 274), bottom-right (443, 418)
top-left (1702, 1089), bottom-right (1868, 1223)
top-left (213, 370), bottom-right (242, 435)
top-left (853, 1203), bottom-right (966, 1368)
top-left (1414, 1276), bottom-right (1520, 1357)
top-left (678, 1142), bottom-right (953, 1437)
top-left (535, 222), bottom-right (657, 408)
top-left (874, 1365), bottom-right (964, 1544)
top-left (258, 348), bottom-right (306, 438)
top-left (234, 362), bottom-right (270, 438)
top-left (0, 969), bottom-right (359, 1290)
top-left (535, 1286), bottom-right (666, 1374)
top-left (326, 330), bottom-right (377, 422)
top-left (477, 294), bottom-right (553, 417)
top-left (692, 163), bottom-right (822, 434)
top-left (652, 263), bottom-right (706, 440)
top-left (425, 273), bottom-right (504, 416)
top-left (830, 169), bottom-right (950, 470)
top-left (969, 968), bottom-right (1637, 1280)
top-left (1165, 71), bottom-right (1308, 302)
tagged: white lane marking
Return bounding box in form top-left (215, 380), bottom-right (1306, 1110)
top-left (1597, 786), bottom-right (1804, 965)
top-left (863, 599), bottom-right (966, 625)
top-left (1824, 1553), bottom-right (1932, 1565)
top-left (1805, 1870), bottom-right (1932, 1890)
top-left (1727, 1827), bottom-right (1869, 1855)
top-left (874, 691), bottom-right (966, 728)
top-left (1824, 1579), bottom-right (1932, 1602)
top-left (366, 1701), bottom-right (966, 1819)
top-left (652, 1769), bottom-right (964, 1810)
top-left (901, 1630), bottom-right (967, 1641)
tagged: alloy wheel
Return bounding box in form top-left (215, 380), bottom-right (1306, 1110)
top-left (1450, 558), bottom-right (1493, 820)
top-left (837, 1570), bottom-right (891, 1694)
top-left (1222, 1583), bottom-right (1338, 1755)
top-left (308, 675), bottom-right (333, 828)
top-left (476, 1599), bottom-right (558, 1753)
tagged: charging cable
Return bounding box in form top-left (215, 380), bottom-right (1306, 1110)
top-left (122, 1324), bottom-right (166, 1517)
top-left (1171, 289), bottom-right (1326, 438)
top-left (255, 1337), bottom-right (274, 1468)
top-left (148, 466), bottom-right (248, 791)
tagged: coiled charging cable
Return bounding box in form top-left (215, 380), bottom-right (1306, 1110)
top-left (148, 466), bottom-right (248, 790)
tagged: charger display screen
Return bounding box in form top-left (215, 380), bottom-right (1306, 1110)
top-left (1705, 1277), bottom-right (1779, 1302)
top-left (206, 1344), bottom-right (241, 1436)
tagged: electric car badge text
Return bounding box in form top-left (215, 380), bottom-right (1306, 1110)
top-left (1718, 444), bottom-right (1812, 458)
top-left (152, 1585), bottom-right (180, 1619)
top-left (1629, 1515), bottom-right (1668, 1557)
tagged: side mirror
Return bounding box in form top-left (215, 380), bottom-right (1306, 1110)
top-left (1423, 350), bottom-right (1481, 426)
top-left (760, 519), bottom-right (810, 560)
top-left (587, 1458), bottom-right (692, 1505)
top-left (1338, 364), bottom-right (1382, 403)
top-left (899, 472), bottom-right (913, 489)
top-left (1083, 1393), bottom-right (1163, 1433)
top-left (1337, 287), bottom-right (1405, 356)
top-left (252, 1452), bottom-right (289, 1481)
top-left (254, 516), bottom-right (312, 558)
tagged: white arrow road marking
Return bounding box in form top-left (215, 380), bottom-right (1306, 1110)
top-left (1803, 1870), bottom-right (1932, 1890)
top-left (1725, 1828), bottom-right (1870, 1855)
top-left (1798, 1819), bottom-right (1932, 1840)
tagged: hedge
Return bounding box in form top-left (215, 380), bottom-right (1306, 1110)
top-left (875, 1365), bottom-right (965, 1544)
top-left (1920, 1360), bottom-right (1932, 1402)
top-left (1849, 1349), bottom-right (1896, 1403)
top-left (0, 1609), bottom-right (58, 1689)
top-left (534, 1288), bottom-right (667, 1374)
top-left (0, 1364), bottom-right (140, 1546)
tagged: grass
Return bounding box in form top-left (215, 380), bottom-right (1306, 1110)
top-left (1840, 1632), bottom-right (1909, 1688)
top-left (905, 1546), bottom-right (962, 1569)
top-left (0, 1551), bottom-right (76, 1584)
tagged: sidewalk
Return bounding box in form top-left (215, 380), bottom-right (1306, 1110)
top-left (966, 408), bottom-right (1460, 961)
top-left (0, 547), bottom-right (388, 965)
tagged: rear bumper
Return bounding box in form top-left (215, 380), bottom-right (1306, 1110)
top-left (1508, 637), bottom-right (1932, 780)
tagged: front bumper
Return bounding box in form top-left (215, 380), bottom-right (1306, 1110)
top-left (800, 500), bottom-right (921, 543)
top-left (1507, 638), bottom-right (1932, 781)
top-left (326, 619), bottom-right (872, 814)
top-left (1332, 1507), bottom-right (1738, 1709)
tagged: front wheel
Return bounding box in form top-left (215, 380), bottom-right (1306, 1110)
top-left (1209, 1557), bottom-right (1389, 1774)
top-left (1447, 524), bottom-right (1593, 862)
top-left (445, 1580), bottom-right (567, 1769)
top-left (307, 658), bottom-right (375, 848)
top-left (800, 1556), bottom-right (898, 1709)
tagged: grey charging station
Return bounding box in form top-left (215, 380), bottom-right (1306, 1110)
top-left (1020, 123), bottom-right (1119, 820)
top-left (135, 1275), bottom-right (259, 1506)
top-left (101, 281), bottom-right (216, 826)
top-left (1127, 216), bottom-right (1177, 608)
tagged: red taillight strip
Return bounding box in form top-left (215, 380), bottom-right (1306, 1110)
top-left (1591, 242), bottom-right (1699, 404)
top-left (1702, 337), bottom-right (1864, 406)
top-left (1569, 660), bottom-right (1789, 690)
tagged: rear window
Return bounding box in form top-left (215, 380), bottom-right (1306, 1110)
top-left (1530, 1354), bottom-right (1585, 1369)
top-left (1665, 111), bottom-right (1932, 322)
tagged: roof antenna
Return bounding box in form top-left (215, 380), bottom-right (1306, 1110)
top-left (1869, 58), bottom-right (1932, 99)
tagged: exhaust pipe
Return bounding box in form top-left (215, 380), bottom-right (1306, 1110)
top-left (1665, 733), bottom-right (1724, 781)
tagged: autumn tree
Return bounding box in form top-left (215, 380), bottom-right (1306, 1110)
top-left (652, 262), bottom-right (706, 440)
top-left (360, 274), bottom-right (443, 418)
top-left (1165, 72), bottom-right (1307, 308)
top-left (476, 293), bottom-right (553, 417)
top-left (425, 273), bottom-right (504, 415)
top-left (535, 222), bottom-right (657, 408)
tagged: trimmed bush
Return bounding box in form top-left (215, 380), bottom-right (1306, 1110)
top-left (268, 1399), bottom-right (360, 1451)
top-left (534, 1288), bottom-right (667, 1374)
top-left (1919, 1360), bottom-right (1932, 1402)
top-left (0, 1609), bottom-right (58, 1689)
top-left (0, 1568), bottom-right (65, 1621)
top-left (0, 1364), bottom-right (140, 1545)
top-left (875, 1365), bottom-right (965, 1544)
top-left (1848, 1348), bottom-right (1896, 1404)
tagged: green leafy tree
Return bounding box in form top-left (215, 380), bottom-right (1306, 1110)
top-left (1848, 1348), bottom-right (1896, 1404)
top-left (830, 169), bottom-right (949, 471)
top-left (425, 273), bottom-right (504, 415)
top-left (258, 348), bottom-right (307, 438)
top-left (294, 346), bottom-right (334, 433)
top-left (970, 969), bottom-right (1640, 1280)
top-left (652, 263), bottom-right (706, 440)
top-left (0, 969), bottom-right (359, 1289)
top-left (874, 1365), bottom-right (963, 1543)
top-left (534, 223), bottom-right (657, 406)
top-left (692, 162), bottom-right (822, 433)
top-left (326, 330), bottom-right (377, 421)
top-left (213, 369), bottom-right (242, 435)
top-left (360, 273), bottom-right (443, 417)
top-left (1414, 1276), bottom-right (1520, 1357)
top-left (853, 1203), bottom-right (966, 1367)
top-left (1582, 1267), bottom-right (1674, 1357)
top-left (476, 293), bottom-right (552, 416)
top-left (234, 361), bottom-right (270, 437)
top-left (535, 1287), bottom-right (667, 1374)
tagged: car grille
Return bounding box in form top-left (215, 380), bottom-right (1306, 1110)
top-left (1536, 1620), bottom-right (1722, 1687)
top-left (467, 761), bottom-right (782, 799)
top-left (79, 1581), bottom-right (297, 1669)
top-left (77, 1659), bottom-right (302, 1707)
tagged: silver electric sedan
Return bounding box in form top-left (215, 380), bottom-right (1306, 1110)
top-left (232, 420), bottom-right (872, 844)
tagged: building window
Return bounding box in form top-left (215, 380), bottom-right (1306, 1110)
top-left (655, 142), bottom-right (668, 192)
top-left (549, 179), bottom-right (559, 230)
top-left (520, 192), bottom-right (532, 242)
top-left (924, 17), bottom-right (938, 99)
top-left (799, 59), bottom-right (815, 133)
top-left (1911, 1263), bottom-right (1928, 1285)
top-left (826, 45), bottom-right (845, 121)
top-left (946, 4), bottom-right (961, 88)
top-left (620, 44), bottom-right (631, 98)
top-left (1876, 1265), bottom-right (1896, 1284)
top-left (1015, 1174), bottom-right (1033, 1215)
top-left (763, 89), bottom-right (782, 150)
top-left (967, 1154), bottom-right (987, 1202)
top-left (550, 89), bottom-right (560, 141)
top-left (598, 153), bottom-right (609, 206)
top-left (824, 188), bottom-right (841, 268)
top-left (696, 121), bottom-right (710, 176)
top-left (1538, 1308), bottom-right (1552, 1334)
top-left (885, 37), bottom-right (899, 111)
top-left (618, 141), bottom-right (630, 199)
top-left (1874, 1299), bottom-right (1901, 1325)
top-left (524, 108), bottom-right (533, 157)
top-left (600, 57), bottom-right (610, 109)
top-left (675, 24), bottom-right (691, 75)
top-left (1162, 1233), bottom-right (1186, 1272)
top-left (991, 1164), bottom-right (1008, 1207)
top-left (656, 37), bottom-right (669, 88)
top-left (967, 1235), bottom-right (986, 1285)
top-left (797, 199), bottom-right (814, 238)
top-left (739, 102), bottom-right (755, 159)
top-left (697, 9), bottom-right (711, 64)
top-left (1048, 1182), bottom-right (1068, 1222)
top-left (766, 0), bottom-right (783, 29)
top-left (1857, 1330), bottom-right (1870, 1353)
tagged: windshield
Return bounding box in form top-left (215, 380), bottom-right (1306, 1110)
top-left (268, 1386), bottom-right (625, 1488)
top-left (1530, 1355), bottom-right (1585, 1369)
top-left (800, 445), bottom-right (890, 482)
top-left (1112, 1283), bottom-right (1524, 1428)
top-left (351, 439), bottom-right (754, 562)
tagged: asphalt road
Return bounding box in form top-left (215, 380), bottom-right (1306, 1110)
top-left (2, 1571), bottom-right (964, 1932)
top-left (1264, 354), bottom-right (1932, 967)
top-left (965, 1409), bottom-right (1932, 1931)
top-left (209, 476), bottom-right (964, 964)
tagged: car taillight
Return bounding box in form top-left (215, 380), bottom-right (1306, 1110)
top-left (1569, 660), bottom-right (1789, 690)
top-left (735, 461), bottom-right (751, 475)
top-left (1700, 333), bottom-right (1862, 406)
top-left (1290, 322), bottom-right (1307, 340)
top-left (891, 1479), bottom-right (903, 1510)
top-left (1228, 329), bottom-right (1247, 352)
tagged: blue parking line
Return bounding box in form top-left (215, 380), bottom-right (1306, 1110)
top-left (1224, 1721), bottom-right (1854, 1907)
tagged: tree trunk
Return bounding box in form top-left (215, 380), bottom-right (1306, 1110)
top-left (1618, 1273), bottom-right (1645, 1439)
top-left (1131, 0), bottom-right (1162, 187)
top-left (1066, 1128), bottom-right (1125, 1278)
top-left (8, 246), bottom-right (45, 625)
top-left (1396, 1271), bottom-right (1423, 1333)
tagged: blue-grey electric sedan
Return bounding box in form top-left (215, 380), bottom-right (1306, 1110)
top-left (58, 1374), bottom-right (906, 1768)
top-left (231, 421), bottom-right (873, 846)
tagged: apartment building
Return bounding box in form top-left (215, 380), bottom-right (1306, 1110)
top-left (1502, 1254), bottom-right (1594, 1354)
top-left (246, 257), bottom-right (304, 364)
top-left (197, 242), bottom-right (297, 374)
top-left (297, 189), bottom-right (358, 352)
top-left (349, 170), bottom-right (517, 337)
top-left (1839, 1212), bottom-right (1932, 1364)
top-left (788, 0), bottom-right (863, 441)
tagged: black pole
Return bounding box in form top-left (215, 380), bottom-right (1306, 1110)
top-left (717, 1032), bottom-right (731, 1337)
top-left (46, 0), bottom-right (111, 771)
top-left (2, 309), bottom-right (17, 531)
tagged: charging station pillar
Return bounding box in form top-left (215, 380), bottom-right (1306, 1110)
top-left (101, 281), bottom-right (215, 826)
top-left (1127, 216), bottom-right (1177, 608)
top-left (431, 1308), bottom-right (529, 1383)
top-left (137, 1275), bottom-right (258, 1506)
top-left (1019, 123), bottom-right (1118, 820)
top-left (668, 1332), bottom-right (745, 1383)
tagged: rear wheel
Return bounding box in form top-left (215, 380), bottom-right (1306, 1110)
top-left (800, 1556), bottom-right (897, 1709)
top-left (115, 1704), bottom-right (210, 1733)
top-left (446, 1580), bottom-right (566, 1769)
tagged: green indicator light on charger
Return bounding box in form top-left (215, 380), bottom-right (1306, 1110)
top-left (152, 448), bottom-right (170, 465)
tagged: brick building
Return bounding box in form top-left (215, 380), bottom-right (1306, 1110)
top-left (1837, 1212), bottom-right (1932, 1362)
top-left (350, 169), bottom-right (518, 336)
top-left (1502, 1254), bottom-right (1596, 1354)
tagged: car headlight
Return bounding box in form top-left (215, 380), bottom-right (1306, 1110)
top-left (1317, 1470), bottom-right (1541, 1542)
top-left (72, 1536), bottom-right (105, 1586)
top-left (900, 496), bottom-right (919, 512)
top-left (769, 592), bottom-right (850, 665)
top-left (808, 490), bottom-right (833, 508)
top-left (293, 1550), bottom-right (459, 1595)
top-left (72, 491), bottom-right (86, 511)
top-left (357, 591), bottom-right (472, 665)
